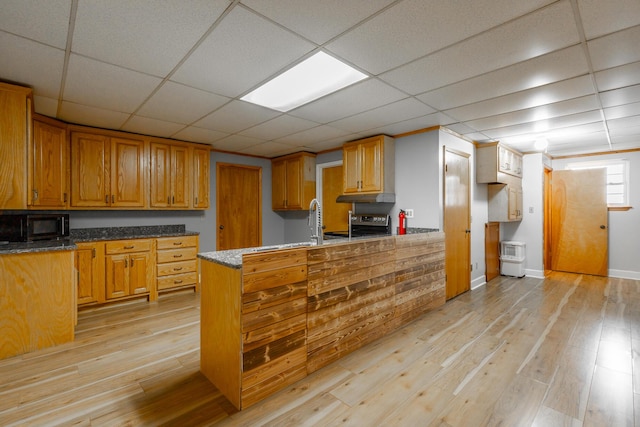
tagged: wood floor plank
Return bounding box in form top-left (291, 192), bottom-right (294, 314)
top-left (583, 365), bottom-right (634, 427)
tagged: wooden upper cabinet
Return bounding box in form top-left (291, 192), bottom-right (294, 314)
top-left (342, 135), bottom-right (394, 194)
top-left (150, 141), bottom-right (190, 208)
top-left (0, 83), bottom-right (32, 209)
top-left (29, 115), bottom-right (68, 208)
top-left (192, 147), bottom-right (210, 209)
top-left (476, 142), bottom-right (523, 183)
top-left (271, 152), bottom-right (316, 210)
top-left (71, 131), bottom-right (147, 208)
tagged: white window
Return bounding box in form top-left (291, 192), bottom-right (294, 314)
top-left (566, 159), bottom-right (629, 207)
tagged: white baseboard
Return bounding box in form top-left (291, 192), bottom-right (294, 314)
top-left (471, 276), bottom-right (486, 290)
top-left (524, 269), bottom-right (545, 279)
top-left (608, 269), bottom-right (640, 280)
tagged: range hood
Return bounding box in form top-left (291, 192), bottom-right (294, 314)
top-left (336, 193), bottom-right (396, 203)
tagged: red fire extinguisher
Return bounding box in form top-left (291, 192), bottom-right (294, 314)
top-left (398, 210), bottom-right (406, 235)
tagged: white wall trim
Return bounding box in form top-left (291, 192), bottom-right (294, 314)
top-left (609, 269), bottom-right (640, 280)
top-left (471, 276), bottom-right (486, 290)
top-left (524, 269), bottom-right (545, 279)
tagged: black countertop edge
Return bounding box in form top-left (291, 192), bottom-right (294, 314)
top-left (0, 239), bottom-right (77, 255)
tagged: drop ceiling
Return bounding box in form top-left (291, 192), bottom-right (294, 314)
top-left (1, 0), bottom-right (639, 158)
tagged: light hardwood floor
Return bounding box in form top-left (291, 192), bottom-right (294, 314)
top-left (1, 272), bottom-right (638, 426)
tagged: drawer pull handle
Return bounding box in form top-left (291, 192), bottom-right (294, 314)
top-left (173, 254), bottom-right (183, 258)
top-left (173, 267), bottom-right (183, 271)
top-left (173, 242), bottom-right (182, 246)
top-left (124, 245), bottom-right (135, 249)
top-left (174, 279), bottom-right (183, 284)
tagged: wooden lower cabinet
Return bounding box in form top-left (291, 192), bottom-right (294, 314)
top-left (200, 232), bottom-right (445, 410)
top-left (105, 239), bottom-right (155, 301)
top-left (75, 242), bottom-right (105, 305)
top-left (156, 235), bottom-right (199, 292)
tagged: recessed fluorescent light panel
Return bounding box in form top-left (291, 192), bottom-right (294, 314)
top-left (241, 52), bottom-right (367, 112)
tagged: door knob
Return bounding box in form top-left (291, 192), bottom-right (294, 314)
top-left (600, 225), bottom-right (606, 229)
top-left (219, 225), bottom-right (224, 230)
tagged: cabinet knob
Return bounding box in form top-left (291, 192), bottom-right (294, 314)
top-left (219, 225), bottom-right (224, 230)
top-left (600, 225), bottom-right (606, 229)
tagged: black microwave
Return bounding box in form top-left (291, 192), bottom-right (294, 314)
top-left (0, 213), bottom-right (70, 242)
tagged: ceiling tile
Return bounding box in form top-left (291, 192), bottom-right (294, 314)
top-left (121, 115), bottom-right (185, 138)
top-left (578, 0), bottom-right (640, 39)
top-left (445, 76), bottom-right (595, 122)
top-left (604, 102), bottom-right (640, 120)
top-left (482, 110), bottom-right (604, 140)
top-left (241, 0), bottom-right (394, 44)
top-left (587, 25), bottom-right (640, 71)
top-left (0, 0), bottom-right (70, 49)
top-left (367, 112), bottom-right (457, 137)
top-left (171, 6), bottom-right (314, 97)
top-left (607, 114), bottom-right (640, 131)
top-left (274, 124), bottom-right (350, 146)
top-left (417, 45), bottom-right (589, 110)
top-left (327, 0), bottom-right (555, 75)
top-left (33, 96), bottom-right (58, 117)
top-left (0, 33), bottom-right (65, 98)
top-left (600, 84), bottom-right (640, 107)
top-left (329, 98), bottom-right (435, 133)
top-left (172, 126), bottom-right (229, 145)
top-left (59, 101), bottom-right (130, 129)
top-left (594, 61), bottom-right (640, 91)
top-left (290, 79), bottom-right (406, 123)
top-left (463, 95), bottom-right (600, 131)
top-left (194, 100), bottom-right (280, 133)
top-left (72, 0), bottom-right (229, 77)
top-left (64, 54), bottom-right (162, 113)
top-left (380, 1), bottom-right (580, 95)
top-left (137, 81), bottom-right (230, 124)
top-left (239, 115), bottom-right (320, 140)
top-left (239, 141), bottom-right (296, 157)
top-left (212, 134), bottom-right (265, 153)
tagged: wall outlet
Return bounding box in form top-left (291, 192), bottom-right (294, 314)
top-left (404, 209), bottom-right (414, 218)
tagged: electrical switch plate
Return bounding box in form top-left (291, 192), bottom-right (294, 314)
top-left (405, 209), bottom-right (414, 218)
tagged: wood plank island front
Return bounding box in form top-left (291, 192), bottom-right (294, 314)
top-left (198, 232), bottom-right (445, 410)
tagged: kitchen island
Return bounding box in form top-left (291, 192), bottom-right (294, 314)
top-left (198, 231), bottom-right (445, 409)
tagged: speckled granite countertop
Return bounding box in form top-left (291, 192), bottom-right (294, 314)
top-left (0, 224), bottom-right (198, 255)
top-left (70, 224), bottom-right (198, 242)
top-left (198, 229), bottom-right (441, 269)
top-left (0, 239), bottom-right (77, 255)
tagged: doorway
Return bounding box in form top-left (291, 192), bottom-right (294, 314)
top-left (550, 169), bottom-right (608, 276)
top-left (444, 148), bottom-right (471, 299)
top-left (216, 163), bottom-right (262, 250)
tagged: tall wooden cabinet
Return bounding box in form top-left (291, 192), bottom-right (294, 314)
top-left (488, 183), bottom-right (523, 222)
top-left (0, 83), bottom-right (32, 209)
top-left (29, 115), bottom-right (68, 208)
top-left (271, 152), bottom-right (316, 210)
top-left (477, 142), bottom-right (524, 222)
top-left (192, 147), bottom-right (210, 209)
top-left (71, 132), bottom-right (147, 208)
top-left (150, 141), bottom-right (190, 208)
top-left (342, 135), bottom-right (394, 194)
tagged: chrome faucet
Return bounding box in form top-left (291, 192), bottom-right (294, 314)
top-left (308, 198), bottom-right (323, 245)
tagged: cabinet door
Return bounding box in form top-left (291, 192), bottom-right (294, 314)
top-left (285, 157), bottom-right (302, 209)
top-left (111, 137), bottom-right (146, 207)
top-left (170, 144), bottom-right (190, 208)
top-left (342, 144), bottom-right (360, 193)
top-left (271, 159), bottom-right (287, 209)
top-left (105, 254), bottom-right (129, 299)
top-left (31, 119), bottom-right (68, 208)
top-left (75, 246), bottom-right (96, 305)
top-left (129, 252), bottom-right (151, 295)
top-left (193, 147), bottom-right (210, 209)
top-left (150, 142), bottom-right (171, 207)
top-left (71, 133), bottom-right (109, 207)
top-left (359, 138), bottom-right (382, 192)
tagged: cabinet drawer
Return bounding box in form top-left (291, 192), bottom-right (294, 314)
top-left (157, 235), bottom-right (197, 250)
top-left (157, 260), bottom-right (197, 277)
top-left (157, 247), bottom-right (197, 263)
top-left (157, 272), bottom-right (198, 290)
top-left (105, 239), bottom-right (152, 254)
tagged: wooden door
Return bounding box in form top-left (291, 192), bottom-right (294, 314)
top-left (444, 148), bottom-right (471, 300)
top-left (129, 252), bottom-right (150, 294)
top-left (31, 119), bottom-right (67, 207)
top-left (71, 132), bottom-right (109, 207)
top-left (342, 143), bottom-right (360, 193)
top-left (322, 165), bottom-right (351, 232)
top-left (110, 137), bottom-right (145, 207)
top-left (105, 254), bottom-right (129, 299)
top-left (217, 163), bottom-right (262, 250)
top-left (193, 147), bottom-right (210, 208)
top-left (485, 222), bottom-right (500, 282)
top-left (551, 169), bottom-right (608, 276)
top-left (544, 167), bottom-right (552, 273)
top-left (359, 138), bottom-right (382, 192)
top-left (171, 144), bottom-right (190, 208)
top-left (75, 245), bottom-right (96, 305)
top-left (150, 142), bottom-right (171, 207)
